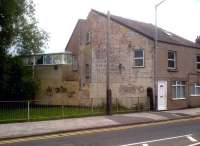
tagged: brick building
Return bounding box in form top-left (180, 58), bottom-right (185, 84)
top-left (66, 9), bottom-right (200, 110)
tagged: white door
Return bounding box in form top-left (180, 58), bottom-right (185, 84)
top-left (157, 80), bottom-right (167, 110)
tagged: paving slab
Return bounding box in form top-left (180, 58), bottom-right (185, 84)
top-left (0, 116), bottom-right (119, 139)
top-left (123, 112), bottom-right (169, 120)
top-left (106, 115), bottom-right (152, 124)
top-left (165, 108), bottom-right (200, 116)
top-left (151, 111), bottom-right (182, 119)
top-left (0, 108), bottom-right (199, 140)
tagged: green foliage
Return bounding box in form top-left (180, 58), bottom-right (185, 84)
top-left (0, 56), bottom-right (39, 100)
top-left (0, 0), bottom-right (48, 55)
top-left (0, 105), bottom-right (104, 123)
top-left (0, 0), bottom-right (47, 100)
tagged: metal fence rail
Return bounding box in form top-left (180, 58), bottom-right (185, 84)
top-left (113, 97), bottom-right (150, 113)
top-left (0, 101), bottom-right (28, 122)
top-left (0, 97), bottom-right (149, 123)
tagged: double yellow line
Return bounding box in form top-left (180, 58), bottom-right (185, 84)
top-left (0, 116), bottom-right (200, 145)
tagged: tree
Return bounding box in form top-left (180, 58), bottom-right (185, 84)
top-left (1, 56), bottom-right (39, 100)
top-left (0, 0), bottom-right (48, 55)
top-left (0, 0), bottom-right (48, 100)
top-left (196, 36), bottom-right (200, 45)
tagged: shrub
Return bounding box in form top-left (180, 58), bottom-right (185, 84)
top-left (0, 56), bottom-right (39, 100)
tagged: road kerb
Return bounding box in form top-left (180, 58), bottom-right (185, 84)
top-left (0, 115), bottom-right (200, 144)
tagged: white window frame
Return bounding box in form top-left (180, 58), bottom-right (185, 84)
top-left (172, 81), bottom-right (186, 100)
top-left (23, 52), bottom-right (73, 66)
top-left (191, 83), bottom-right (200, 96)
top-left (133, 48), bottom-right (144, 67)
top-left (43, 54), bottom-right (53, 65)
top-left (168, 51), bottom-right (176, 69)
top-left (196, 55), bottom-right (200, 70)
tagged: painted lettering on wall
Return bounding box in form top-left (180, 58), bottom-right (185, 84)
top-left (46, 86), bottom-right (68, 96)
top-left (119, 85), bottom-right (144, 94)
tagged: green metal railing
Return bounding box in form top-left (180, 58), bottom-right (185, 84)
top-left (0, 97), bottom-right (149, 123)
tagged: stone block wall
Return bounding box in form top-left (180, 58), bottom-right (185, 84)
top-left (35, 64), bottom-right (81, 105)
top-left (86, 11), bottom-right (154, 107)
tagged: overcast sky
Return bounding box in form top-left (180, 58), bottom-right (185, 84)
top-left (34, 0), bottom-right (200, 53)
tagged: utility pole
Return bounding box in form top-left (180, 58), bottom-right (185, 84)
top-left (106, 11), bottom-right (112, 115)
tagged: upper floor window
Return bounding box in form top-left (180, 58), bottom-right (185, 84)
top-left (168, 51), bottom-right (176, 69)
top-left (191, 83), bottom-right (200, 96)
top-left (172, 81), bottom-right (186, 99)
top-left (52, 54), bottom-right (62, 64)
top-left (35, 55), bottom-right (43, 65)
top-left (196, 55), bottom-right (200, 70)
top-left (44, 54), bottom-right (52, 64)
top-left (133, 48), bottom-right (144, 67)
top-left (23, 52), bottom-right (72, 66)
top-left (23, 56), bottom-right (34, 65)
top-left (86, 32), bottom-right (91, 44)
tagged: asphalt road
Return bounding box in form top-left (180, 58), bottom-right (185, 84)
top-left (1, 118), bottom-right (200, 146)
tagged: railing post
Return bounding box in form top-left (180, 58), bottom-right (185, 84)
top-left (62, 104), bottom-right (64, 118)
top-left (137, 97), bottom-right (140, 111)
top-left (91, 98), bottom-right (94, 112)
top-left (27, 101), bottom-right (30, 121)
top-left (116, 98), bottom-right (118, 112)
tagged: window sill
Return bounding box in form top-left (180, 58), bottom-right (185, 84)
top-left (172, 98), bottom-right (186, 100)
top-left (132, 66), bottom-right (144, 68)
top-left (190, 95), bottom-right (200, 97)
top-left (167, 68), bottom-right (178, 72)
top-left (25, 63), bottom-right (71, 66)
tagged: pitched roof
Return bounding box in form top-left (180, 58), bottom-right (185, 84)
top-left (91, 9), bottom-right (200, 49)
top-left (65, 19), bottom-right (86, 51)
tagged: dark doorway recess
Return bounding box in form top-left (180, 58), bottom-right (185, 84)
top-left (147, 87), bottom-right (154, 111)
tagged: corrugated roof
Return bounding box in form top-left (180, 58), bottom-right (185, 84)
top-left (92, 9), bottom-right (200, 49)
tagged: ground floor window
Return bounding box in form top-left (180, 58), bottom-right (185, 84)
top-left (191, 83), bottom-right (200, 96)
top-left (172, 81), bottom-right (186, 99)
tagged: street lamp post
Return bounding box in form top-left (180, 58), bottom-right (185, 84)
top-left (154, 0), bottom-right (167, 110)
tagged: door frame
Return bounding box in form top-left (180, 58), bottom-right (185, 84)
top-left (157, 80), bottom-right (167, 111)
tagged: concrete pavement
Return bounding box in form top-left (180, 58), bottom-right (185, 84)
top-left (0, 108), bottom-right (200, 140)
